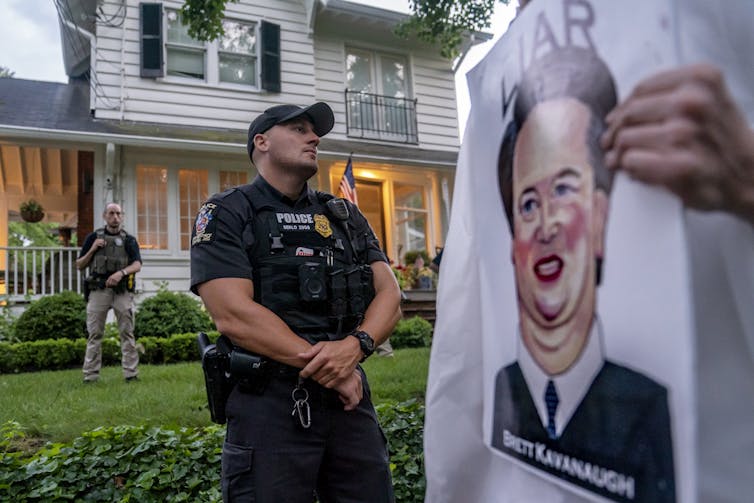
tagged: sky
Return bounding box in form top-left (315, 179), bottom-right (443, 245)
top-left (0, 0), bottom-right (518, 137)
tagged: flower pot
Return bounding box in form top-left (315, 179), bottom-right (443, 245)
top-left (417, 276), bottom-right (433, 290)
top-left (21, 209), bottom-right (44, 223)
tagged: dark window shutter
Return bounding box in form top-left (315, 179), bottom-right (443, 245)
top-left (140, 3), bottom-right (164, 78)
top-left (260, 21), bottom-right (280, 92)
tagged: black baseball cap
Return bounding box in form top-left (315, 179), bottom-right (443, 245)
top-left (246, 102), bottom-right (335, 159)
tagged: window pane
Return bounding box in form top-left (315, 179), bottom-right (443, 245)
top-left (393, 183), bottom-right (428, 259)
top-left (167, 47), bottom-right (205, 79)
top-left (167, 11), bottom-right (203, 46)
top-left (220, 20), bottom-right (256, 53)
top-left (219, 53), bottom-right (256, 85)
top-left (381, 55), bottom-right (407, 98)
top-left (179, 169), bottom-right (208, 250)
top-left (136, 165), bottom-right (168, 250)
top-left (346, 51), bottom-right (373, 93)
top-left (220, 170), bottom-right (248, 191)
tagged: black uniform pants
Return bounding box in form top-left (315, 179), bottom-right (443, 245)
top-left (221, 368), bottom-right (394, 503)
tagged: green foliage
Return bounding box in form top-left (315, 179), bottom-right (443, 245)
top-left (403, 249), bottom-right (431, 266)
top-left (0, 422), bottom-right (225, 502)
top-left (396, 0), bottom-right (509, 59)
top-left (13, 291), bottom-right (87, 342)
top-left (376, 400), bottom-right (426, 503)
top-left (0, 66), bottom-right (15, 78)
top-left (0, 399), bottom-right (424, 503)
top-left (180, 0), bottom-right (239, 42)
top-left (390, 316), bottom-right (433, 349)
top-left (0, 301), bottom-right (18, 343)
top-left (0, 331), bottom-right (220, 374)
top-left (135, 290), bottom-right (214, 339)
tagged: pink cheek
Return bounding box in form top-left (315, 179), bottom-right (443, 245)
top-left (562, 203), bottom-right (588, 252)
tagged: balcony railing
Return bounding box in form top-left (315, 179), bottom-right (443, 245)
top-left (345, 90), bottom-right (418, 144)
top-left (0, 246), bottom-right (85, 301)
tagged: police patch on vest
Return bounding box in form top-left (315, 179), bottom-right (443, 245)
top-left (314, 214), bottom-right (332, 238)
top-left (192, 202), bottom-right (217, 246)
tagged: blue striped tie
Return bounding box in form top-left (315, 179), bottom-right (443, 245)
top-left (545, 379), bottom-right (559, 440)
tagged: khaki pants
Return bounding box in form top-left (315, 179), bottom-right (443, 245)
top-left (83, 288), bottom-right (139, 380)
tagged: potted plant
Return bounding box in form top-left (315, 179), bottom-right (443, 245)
top-left (416, 266), bottom-right (435, 290)
top-left (20, 199), bottom-right (45, 223)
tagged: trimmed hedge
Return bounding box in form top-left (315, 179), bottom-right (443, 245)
top-left (0, 332), bottom-right (220, 374)
top-left (13, 291), bottom-right (87, 342)
top-left (390, 316), bottom-right (433, 349)
top-left (0, 400), bottom-right (426, 502)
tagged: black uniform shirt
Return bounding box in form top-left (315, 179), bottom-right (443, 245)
top-left (190, 175), bottom-right (387, 295)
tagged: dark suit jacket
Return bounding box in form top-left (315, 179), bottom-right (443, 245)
top-left (491, 361), bottom-right (675, 502)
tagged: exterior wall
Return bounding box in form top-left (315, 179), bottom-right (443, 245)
top-left (93, 0), bottom-right (315, 129)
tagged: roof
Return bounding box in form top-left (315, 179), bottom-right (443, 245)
top-left (0, 78), bottom-right (457, 166)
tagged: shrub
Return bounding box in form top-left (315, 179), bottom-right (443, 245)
top-left (403, 250), bottom-right (431, 267)
top-left (390, 316), bottom-right (433, 349)
top-left (376, 400), bottom-right (426, 503)
top-left (135, 291), bottom-right (213, 339)
top-left (14, 291), bottom-right (87, 342)
top-left (0, 399), bottom-right (424, 502)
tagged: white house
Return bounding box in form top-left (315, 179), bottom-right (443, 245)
top-left (0, 0), bottom-right (488, 304)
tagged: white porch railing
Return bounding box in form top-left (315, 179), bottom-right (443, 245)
top-left (0, 246), bottom-right (85, 301)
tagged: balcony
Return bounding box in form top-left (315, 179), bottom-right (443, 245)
top-left (345, 90), bottom-right (418, 144)
top-left (0, 246), bottom-right (85, 303)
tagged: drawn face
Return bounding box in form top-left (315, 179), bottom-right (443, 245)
top-left (511, 99), bottom-right (607, 354)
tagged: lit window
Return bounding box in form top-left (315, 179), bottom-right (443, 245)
top-left (220, 170), bottom-right (248, 191)
top-left (136, 165), bottom-right (169, 250)
top-left (179, 170), bottom-right (208, 250)
top-left (393, 182), bottom-right (428, 257)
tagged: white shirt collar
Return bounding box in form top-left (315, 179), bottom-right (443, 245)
top-left (517, 317), bottom-right (605, 437)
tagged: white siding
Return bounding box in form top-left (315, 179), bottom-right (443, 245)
top-left (93, 0), bottom-right (316, 128)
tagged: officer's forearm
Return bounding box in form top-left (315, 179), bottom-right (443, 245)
top-left (358, 262), bottom-right (402, 346)
top-left (199, 277), bottom-right (314, 368)
top-left (359, 291), bottom-right (402, 347)
top-left (76, 248), bottom-right (96, 270)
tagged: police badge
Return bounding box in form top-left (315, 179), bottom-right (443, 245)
top-left (314, 214), bottom-right (332, 238)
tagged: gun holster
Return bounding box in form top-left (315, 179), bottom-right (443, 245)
top-left (197, 332), bottom-right (233, 425)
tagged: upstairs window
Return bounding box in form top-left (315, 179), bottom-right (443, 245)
top-left (165, 10), bottom-right (257, 87)
top-left (345, 48), bottom-right (417, 143)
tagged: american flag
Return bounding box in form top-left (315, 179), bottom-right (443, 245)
top-left (338, 155), bottom-right (358, 205)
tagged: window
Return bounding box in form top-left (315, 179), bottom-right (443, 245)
top-left (136, 166), bottom-right (169, 250)
top-left (166, 10), bottom-right (257, 86)
top-left (135, 160), bottom-right (249, 253)
top-left (393, 183), bottom-right (428, 259)
top-left (179, 169), bottom-right (208, 250)
top-left (345, 48), bottom-right (417, 143)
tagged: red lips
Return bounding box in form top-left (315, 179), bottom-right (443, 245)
top-left (534, 255), bottom-right (563, 282)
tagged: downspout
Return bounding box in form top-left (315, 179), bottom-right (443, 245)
top-left (119, 3), bottom-right (128, 120)
top-left (61, 18), bottom-right (97, 112)
top-left (105, 143), bottom-right (116, 206)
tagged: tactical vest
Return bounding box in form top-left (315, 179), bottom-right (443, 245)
top-left (238, 187), bottom-right (375, 338)
top-left (87, 229), bottom-right (132, 290)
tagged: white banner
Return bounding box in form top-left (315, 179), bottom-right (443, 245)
top-left (425, 0), bottom-right (754, 502)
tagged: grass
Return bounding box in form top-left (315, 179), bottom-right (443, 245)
top-left (0, 347), bottom-right (429, 444)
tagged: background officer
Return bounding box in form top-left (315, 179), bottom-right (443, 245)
top-left (191, 102), bottom-right (402, 502)
top-left (77, 202), bottom-right (142, 383)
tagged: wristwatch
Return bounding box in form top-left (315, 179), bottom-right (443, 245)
top-left (350, 330), bottom-right (375, 361)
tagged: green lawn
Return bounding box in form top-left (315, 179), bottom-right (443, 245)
top-left (0, 347), bottom-right (429, 443)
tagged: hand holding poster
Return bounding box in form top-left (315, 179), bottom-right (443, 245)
top-left (425, 0), bottom-right (754, 501)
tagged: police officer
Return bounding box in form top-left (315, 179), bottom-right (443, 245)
top-left (190, 102), bottom-right (402, 502)
top-left (77, 202), bottom-right (142, 383)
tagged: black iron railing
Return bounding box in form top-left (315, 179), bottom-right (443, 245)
top-left (345, 90), bottom-right (418, 144)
